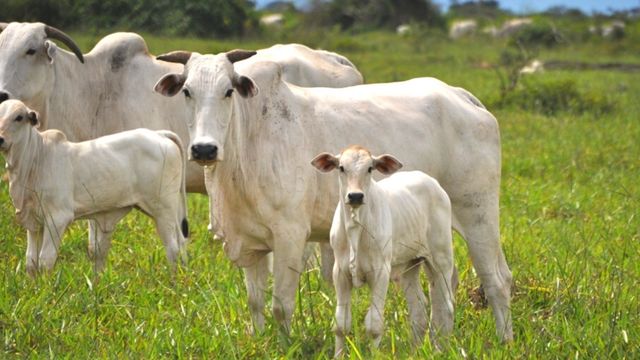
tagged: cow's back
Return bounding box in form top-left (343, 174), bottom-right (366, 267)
top-left (69, 129), bottom-right (182, 216)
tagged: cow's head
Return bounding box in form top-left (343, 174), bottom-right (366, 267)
top-left (0, 100), bottom-right (39, 152)
top-left (312, 146), bottom-right (403, 209)
top-left (154, 49), bottom-right (258, 165)
top-left (0, 22), bottom-right (84, 105)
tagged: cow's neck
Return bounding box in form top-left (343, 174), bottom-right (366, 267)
top-left (5, 128), bottom-right (45, 228)
top-left (45, 53), bottom-right (94, 140)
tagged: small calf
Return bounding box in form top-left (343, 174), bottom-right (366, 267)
top-left (0, 100), bottom-right (188, 276)
top-left (312, 146), bottom-right (455, 356)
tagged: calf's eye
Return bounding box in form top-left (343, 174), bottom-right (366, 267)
top-left (182, 88), bottom-right (191, 98)
top-left (15, 115), bottom-right (23, 122)
top-left (339, 166), bottom-right (345, 173)
top-left (26, 49), bottom-right (36, 55)
top-left (368, 166), bottom-right (373, 173)
top-left (225, 89), bottom-right (234, 98)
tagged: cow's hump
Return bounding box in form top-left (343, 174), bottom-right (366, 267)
top-left (88, 33), bottom-right (150, 72)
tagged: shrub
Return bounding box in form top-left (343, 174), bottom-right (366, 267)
top-left (494, 78), bottom-right (615, 116)
top-left (509, 22), bottom-right (563, 48)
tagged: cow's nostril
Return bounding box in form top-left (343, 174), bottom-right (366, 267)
top-left (347, 192), bottom-right (364, 204)
top-left (191, 144), bottom-right (218, 160)
top-left (0, 92), bottom-right (8, 104)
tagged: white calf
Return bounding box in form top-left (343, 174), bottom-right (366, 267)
top-left (0, 100), bottom-right (188, 275)
top-left (312, 146), bottom-right (455, 356)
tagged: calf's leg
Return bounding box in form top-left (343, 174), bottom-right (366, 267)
top-left (88, 208), bottom-right (131, 272)
top-left (26, 229), bottom-right (42, 277)
top-left (400, 261), bottom-right (429, 347)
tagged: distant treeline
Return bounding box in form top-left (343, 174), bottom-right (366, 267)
top-left (3, 0), bottom-right (450, 36)
top-left (3, 0), bottom-right (258, 37)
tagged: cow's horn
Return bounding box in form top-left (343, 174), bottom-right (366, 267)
top-left (0, 23), bottom-right (8, 31)
top-left (157, 51), bottom-right (192, 65)
top-left (226, 49), bottom-right (257, 64)
top-left (44, 25), bottom-right (84, 63)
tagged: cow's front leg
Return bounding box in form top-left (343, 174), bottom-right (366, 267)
top-left (332, 232), bottom-right (352, 358)
top-left (26, 229), bottom-right (42, 277)
top-left (39, 213), bottom-right (72, 272)
top-left (365, 258), bottom-right (391, 349)
top-left (271, 225), bottom-right (307, 334)
top-left (244, 253), bottom-right (270, 334)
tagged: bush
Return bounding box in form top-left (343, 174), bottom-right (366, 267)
top-left (305, 0), bottom-right (445, 32)
top-left (510, 22), bottom-right (563, 48)
top-left (495, 78), bottom-right (615, 116)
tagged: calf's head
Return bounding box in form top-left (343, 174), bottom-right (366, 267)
top-left (311, 146), bottom-right (403, 209)
top-left (154, 49), bottom-right (258, 165)
top-left (0, 100), bottom-right (39, 151)
top-left (0, 22), bottom-right (84, 106)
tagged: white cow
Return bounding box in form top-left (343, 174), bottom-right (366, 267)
top-left (449, 19), bottom-right (477, 39)
top-left (498, 18), bottom-right (533, 38)
top-left (0, 22), bottom-right (362, 275)
top-left (0, 22), bottom-right (363, 192)
top-left (0, 100), bottom-right (188, 275)
top-left (312, 146), bottom-right (455, 356)
top-left (154, 50), bottom-right (513, 342)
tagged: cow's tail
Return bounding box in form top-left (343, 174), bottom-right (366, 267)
top-left (158, 130), bottom-right (189, 239)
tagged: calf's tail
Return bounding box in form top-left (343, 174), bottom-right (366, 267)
top-left (157, 130), bottom-right (189, 238)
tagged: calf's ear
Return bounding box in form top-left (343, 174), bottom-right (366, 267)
top-left (311, 153), bottom-right (339, 172)
top-left (373, 154), bottom-right (403, 175)
top-left (27, 110), bottom-right (39, 126)
top-left (233, 75), bottom-right (259, 98)
top-left (154, 74), bottom-right (186, 97)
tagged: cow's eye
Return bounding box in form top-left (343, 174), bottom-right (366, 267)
top-left (368, 166), bottom-right (373, 173)
top-left (15, 115), bottom-right (23, 122)
top-left (339, 166), bottom-right (344, 173)
top-left (182, 88), bottom-right (191, 98)
top-left (26, 48), bottom-right (36, 55)
top-left (225, 89), bottom-right (234, 98)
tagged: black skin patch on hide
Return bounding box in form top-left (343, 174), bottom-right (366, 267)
top-left (181, 218), bottom-right (189, 238)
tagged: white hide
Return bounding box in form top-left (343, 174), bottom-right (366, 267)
top-left (449, 20), bottom-right (477, 39)
top-left (0, 100), bottom-right (188, 275)
top-left (316, 147), bottom-right (455, 356)
top-left (154, 53), bottom-right (513, 342)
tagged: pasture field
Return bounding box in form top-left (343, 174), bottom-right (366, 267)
top-left (1, 27), bottom-right (639, 358)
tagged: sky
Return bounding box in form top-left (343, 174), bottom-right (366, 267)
top-left (256, 0), bottom-right (640, 14)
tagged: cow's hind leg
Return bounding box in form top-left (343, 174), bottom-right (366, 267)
top-left (88, 208), bottom-right (131, 272)
top-left (400, 261), bottom-right (429, 347)
top-left (244, 253), bottom-right (270, 333)
top-left (152, 213), bottom-right (181, 267)
top-left (452, 194), bottom-right (513, 342)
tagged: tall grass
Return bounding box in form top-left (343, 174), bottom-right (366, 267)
top-left (1, 29), bottom-right (638, 358)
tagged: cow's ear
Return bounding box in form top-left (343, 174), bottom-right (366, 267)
top-left (311, 153), bottom-right (339, 173)
top-left (373, 154), bottom-right (403, 175)
top-left (233, 75), bottom-right (258, 98)
top-left (44, 40), bottom-right (57, 64)
top-left (154, 74), bottom-right (186, 97)
top-left (27, 110), bottom-right (39, 126)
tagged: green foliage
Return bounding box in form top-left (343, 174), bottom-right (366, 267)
top-left (3, 0), bottom-right (257, 37)
top-left (495, 78), bottom-right (615, 116)
top-left (305, 0), bottom-right (445, 32)
top-left (509, 22), bottom-right (564, 48)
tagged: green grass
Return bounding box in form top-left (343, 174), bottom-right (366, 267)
top-left (1, 28), bottom-right (639, 358)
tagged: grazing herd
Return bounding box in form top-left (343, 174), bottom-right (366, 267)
top-left (0, 21), bottom-right (513, 353)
